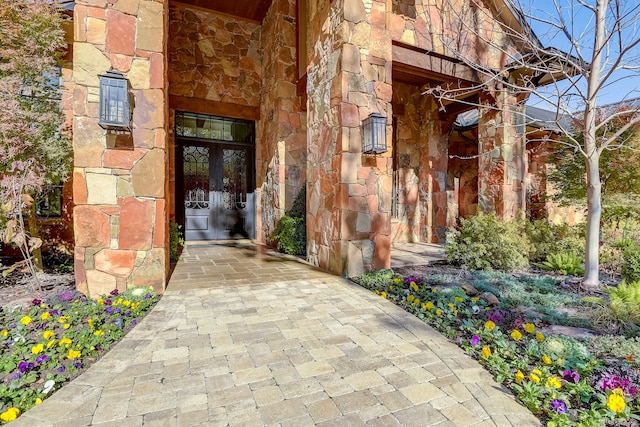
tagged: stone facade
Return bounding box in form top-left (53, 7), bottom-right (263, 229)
top-left (257, 0), bottom-right (307, 239)
top-left (168, 6), bottom-right (262, 107)
top-left (72, 0), bottom-right (168, 297)
top-left (65, 0), bottom-right (569, 295)
top-left (306, 0), bottom-right (394, 277)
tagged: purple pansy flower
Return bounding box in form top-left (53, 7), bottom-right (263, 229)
top-left (469, 335), bottom-right (480, 346)
top-left (110, 289), bottom-right (119, 296)
top-left (562, 369), bottom-right (580, 384)
top-left (551, 399), bottom-right (567, 414)
top-left (36, 355), bottom-right (50, 364)
top-left (32, 299), bottom-right (42, 305)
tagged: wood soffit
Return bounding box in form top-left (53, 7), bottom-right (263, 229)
top-left (169, 95), bottom-right (260, 121)
top-left (170, 0), bottom-right (273, 23)
top-left (391, 41), bottom-right (481, 87)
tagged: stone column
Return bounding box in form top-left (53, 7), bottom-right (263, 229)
top-left (418, 96), bottom-right (449, 242)
top-left (257, 0), bottom-right (307, 242)
top-left (477, 94), bottom-right (526, 219)
top-left (73, 0), bottom-right (168, 297)
top-left (307, 0), bottom-right (393, 277)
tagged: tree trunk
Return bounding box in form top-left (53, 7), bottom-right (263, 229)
top-left (27, 202), bottom-right (44, 271)
top-left (583, 155), bottom-right (602, 290)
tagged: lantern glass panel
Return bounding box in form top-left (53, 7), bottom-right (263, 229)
top-left (363, 113), bottom-right (387, 154)
top-left (99, 72), bottom-right (131, 130)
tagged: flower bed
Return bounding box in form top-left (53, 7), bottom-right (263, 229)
top-left (354, 270), bottom-right (640, 426)
top-left (0, 287), bottom-right (159, 424)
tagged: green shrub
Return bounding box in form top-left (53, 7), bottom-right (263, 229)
top-left (169, 220), bottom-right (184, 262)
top-left (535, 253), bottom-right (585, 275)
top-left (525, 220), bottom-right (585, 262)
top-left (444, 213), bottom-right (529, 271)
top-left (288, 186), bottom-right (306, 219)
top-left (271, 214), bottom-right (306, 255)
top-left (606, 280), bottom-right (640, 326)
top-left (621, 244), bottom-right (640, 283)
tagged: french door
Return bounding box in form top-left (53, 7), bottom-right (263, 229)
top-left (177, 140), bottom-right (254, 240)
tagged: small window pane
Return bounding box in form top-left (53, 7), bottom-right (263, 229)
top-left (36, 185), bottom-right (63, 218)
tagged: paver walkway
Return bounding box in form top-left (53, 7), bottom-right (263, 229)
top-left (14, 243), bottom-right (540, 427)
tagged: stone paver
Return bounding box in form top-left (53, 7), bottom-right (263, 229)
top-left (13, 243), bottom-right (540, 426)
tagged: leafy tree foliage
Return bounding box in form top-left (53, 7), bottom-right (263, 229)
top-left (0, 0), bottom-right (71, 276)
top-left (548, 111), bottom-right (640, 204)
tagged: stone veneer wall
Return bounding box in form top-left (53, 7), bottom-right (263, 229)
top-left (389, 0), bottom-right (508, 65)
top-left (168, 5), bottom-right (262, 106)
top-left (307, 0), bottom-right (393, 277)
top-left (447, 135), bottom-right (479, 219)
top-left (391, 82), bottom-right (448, 243)
top-left (389, 0), bottom-right (526, 222)
top-left (257, 0), bottom-right (307, 241)
top-left (477, 96), bottom-right (526, 218)
top-left (72, 0), bottom-right (168, 297)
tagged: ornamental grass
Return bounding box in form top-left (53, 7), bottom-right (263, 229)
top-left (0, 287), bottom-right (159, 424)
top-left (357, 272), bottom-right (640, 426)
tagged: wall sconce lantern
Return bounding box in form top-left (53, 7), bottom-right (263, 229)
top-left (362, 112), bottom-right (387, 154)
top-left (98, 70), bottom-right (132, 131)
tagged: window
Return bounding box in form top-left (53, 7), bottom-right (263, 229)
top-left (36, 184), bottom-right (63, 218)
top-left (175, 112), bottom-right (255, 143)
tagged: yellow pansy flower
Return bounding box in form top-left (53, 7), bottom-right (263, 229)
top-left (510, 330), bottom-right (523, 341)
top-left (31, 344), bottom-right (44, 355)
top-left (67, 349), bottom-right (81, 359)
top-left (454, 297), bottom-right (464, 303)
top-left (481, 346), bottom-right (492, 358)
top-left (20, 316), bottom-right (32, 325)
top-left (546, 377), bottom-right (562, 389)
top-left (524, 323), bottom-right (535, 333)
top-left (410, 281), bottom-right (419, 292)
top-left (435, 309), bottom-right (442, 316)
top-left (484, 320), bottom-right (496, 331)
top-left (542, 354), bottom-right (552, 365)
top-left (407, 295), bottom-right (415, 303)
top-left (35, 398), bottom-right (42, 405)
top-left (515, 370), bottom-right (525, 384)
top-left (43, 330), bottom-right (55, 340)
top-left (0, 407), bottom-right (20, 422)
top-left (606, 390), bottom-right (626, 413)
top-left (59, 337), bottom-right (72, 347)
top-left (1, 329), bottom-right (8, 337)
top-left (536, 332), bottom-right (545, 342)
top-left (529, 373), bottom-right (541, 383)
top-left (381, 291), bottom-right (387, 299)
top-left (94, 330), bottom-right (105, 336)
top-left (425, 301), bottom-right (434, 310)
top-left (47, 339), bottom-right (56, 349)
top-left (41, 312), bottom-right (51, 320)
